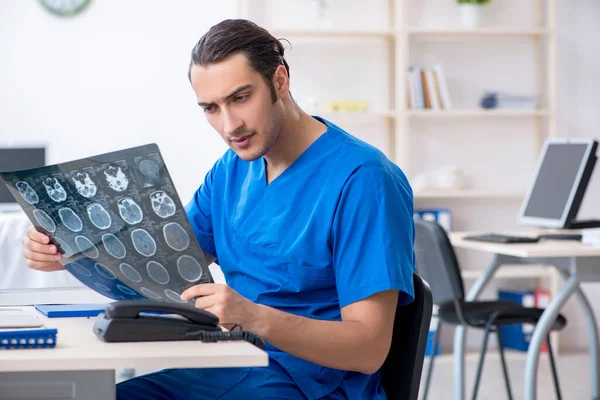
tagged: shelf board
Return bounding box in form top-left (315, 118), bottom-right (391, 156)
top-left (462, 265), bottom-right (555, 280)
top-left (320, 111), bottom-right (396, 122)
top-left (407, 28), bottom-right (550, 37)
top-left (414, 190), bottom-right (524, 199)
top-left (406, 109), bottom-right (549, 118)
top-left (269, 28), bottom-right (395, 39)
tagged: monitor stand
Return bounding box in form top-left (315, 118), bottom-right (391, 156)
top-left (564, 220), bottom-right (600, 229)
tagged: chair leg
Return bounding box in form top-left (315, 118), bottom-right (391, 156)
top-left (546, 334), bottom-right (563, 400)
top-left (423, 323), bottom-right (442, 400)
top-left (471, 326), bottom-right (493, 400)
top-left (495, 330), bottom-right (513, 400)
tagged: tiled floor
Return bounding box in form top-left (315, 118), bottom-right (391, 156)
top-left (419, 351), bottom-right (593, 400)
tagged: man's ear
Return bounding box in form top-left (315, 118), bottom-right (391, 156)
top-left (273, 65), bottom-right (290, 98)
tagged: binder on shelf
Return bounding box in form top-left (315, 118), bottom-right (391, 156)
top-left (0, 328), bottom-right (58, 349)
top-left (414, 208), bottom-right (452, 232)
top-left (497, 288), bottom-right (550, 353)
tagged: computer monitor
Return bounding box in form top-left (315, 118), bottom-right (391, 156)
top-left (0, 147), bottom-right (46, 212)
top-left (518, 138), bottom-right (598, 229)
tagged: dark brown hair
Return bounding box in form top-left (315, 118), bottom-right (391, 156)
top-left (188, 19), bottom-right (290, 102)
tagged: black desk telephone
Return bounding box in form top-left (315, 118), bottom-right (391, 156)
top-left (93, 300), bottom-right (265, 349)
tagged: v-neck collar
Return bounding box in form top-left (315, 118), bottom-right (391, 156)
top-left (260, 117), bottom-right (332, 188)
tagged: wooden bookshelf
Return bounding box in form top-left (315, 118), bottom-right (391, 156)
top-left (405, 109), bottom-right (550, 118)
top-left (268, 28), bottom-right (395, 39)
top-left (319, 111), bottom-right (396, 122)
top-left (406, 28), bottom-right (551, 37)
top-left (414, 189), bottom-right (524, 200)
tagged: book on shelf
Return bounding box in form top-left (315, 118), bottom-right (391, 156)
top-left (407, 65), bottom-right (452, 110)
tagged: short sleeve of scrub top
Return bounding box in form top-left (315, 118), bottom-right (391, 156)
top-left (332, 163), bottom-right (415, 308)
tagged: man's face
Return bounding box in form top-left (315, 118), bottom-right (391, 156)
top-left (190, 53), bottom-right (284, 161)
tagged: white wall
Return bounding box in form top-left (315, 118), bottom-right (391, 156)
top-left (1, 0), bottom-right (599, 351)
top-left (0, 0), bottom-right (235, 202)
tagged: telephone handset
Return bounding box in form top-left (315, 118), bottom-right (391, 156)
top-left (93, 300), bottom-right (266, 349)
top-left (104, 300), bottom-right (219, 327)
top-left (93, 300), bottom-right (221, 343)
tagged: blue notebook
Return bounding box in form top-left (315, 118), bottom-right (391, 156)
top-left (34, 304), bottom-right (108, 318)
top-left (0, 328), bottom-right (58, 349)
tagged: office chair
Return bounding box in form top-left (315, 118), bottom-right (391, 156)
top-left (414, 219), bottom-right (566, 400)
top-left (380, 273), bottom-right (433, 400)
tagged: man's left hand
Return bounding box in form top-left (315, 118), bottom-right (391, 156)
top-left (180, 284), bottom-right (263, 331)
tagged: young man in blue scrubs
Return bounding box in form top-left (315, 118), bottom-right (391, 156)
top-left (21, 19), bottom-right (415, 400)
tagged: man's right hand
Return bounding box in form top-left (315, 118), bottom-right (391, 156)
top-left (22, 226), bottom-right (65, 272)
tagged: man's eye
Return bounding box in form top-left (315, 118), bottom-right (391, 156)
top-left (234, 95), bottom-right (248, 102)
top-left (203, 106), bottom-right (215, 114)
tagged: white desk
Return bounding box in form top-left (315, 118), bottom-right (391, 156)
top-left (0, 308), bottom-right (269, 399)
top-left (450, 232), bottom-right (600, 400)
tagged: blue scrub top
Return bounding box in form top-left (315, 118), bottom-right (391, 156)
top-left (185, 116), bottom-right (415, 400)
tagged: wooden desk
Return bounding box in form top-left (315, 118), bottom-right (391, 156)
top-left (452, 231), bottom-right (600, 258)
top-left (0, 307), bottom-right (269, 399)
top-left (450, 232), bottom-right (600, 400)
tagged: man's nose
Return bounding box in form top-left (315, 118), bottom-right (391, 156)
top-left (223, 110), bottom-right (244, 137)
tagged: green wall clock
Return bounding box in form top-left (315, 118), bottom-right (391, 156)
top-left (39, 0), bottom-right (92, 17)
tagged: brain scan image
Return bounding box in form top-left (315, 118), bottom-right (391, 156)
top-left (163, 222), bottom-right (189, 251)
top-left (86, 203), bottom-right (112, 229)
top-left (42, 177), bottom-right (67, 202)
top-left (94, 283), bottom-right (111, 293)
top-left (150, 190), bottom-right (176, 218)
top-left (164, 289), bottom-right (186, 303)
top-left (71, 261), bottom-right (92, 277)
top-left (119, 263), bottom-right (142, 283)
top-left (131, 228), bottom-right (157, 257)
top-left (117, 197), bottom-right (143, 225)
top-left (117, 284), bottom-right (137, 296)
top-left (33, 209), bottom-right (56, 233)
top-left (72, 172), bottom-right (97, 198)
top-left (16, 181), bottom-right (39, 204)
top-left (146, 261), bottom-right (170, 284)
top-left (0, 144), bottom-right (214, 304)
top-left (177, 255), bottom-right (203, 282)
top-left (139, 159), bottom-right (161, 187)
top-left (102, 233), bottom-right (126, 259)
top-left (53, 236), bottom-right (74, 258)
top-left (75, 235), bottom-right (99, 258)
top-left (104, 165), bottom-right (129, 192)
top-left (58, 207), bottom-right (83, 232)
top-left (139, 287), bottom-right (162, 300)
top-left (95, 263), bottom-right (116, 280)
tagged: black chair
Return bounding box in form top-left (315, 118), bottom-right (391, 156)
top-left (414, 219), bottom-right (566, 400)
top-left (381, 273), bottom-right (433, 400)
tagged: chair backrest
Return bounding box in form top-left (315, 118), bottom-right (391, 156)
top-left (381, 273), bottom-right (433, 400)
top-left (414, 218), bottom-right (465, 305)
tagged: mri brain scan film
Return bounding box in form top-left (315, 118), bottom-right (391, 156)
top-left (72, 171), bottom-right (98, 198)
top-left (0, 144), bottom-right (213, 304)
